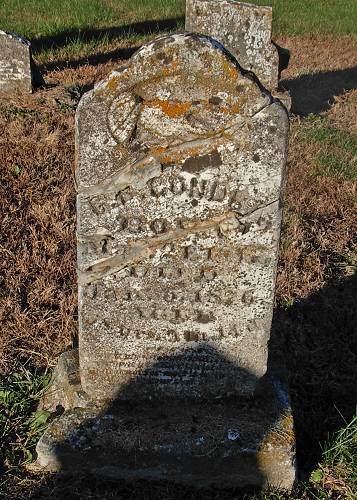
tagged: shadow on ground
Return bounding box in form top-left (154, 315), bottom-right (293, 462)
top-left (35, 18), bottom-right (183, 72)
top-left (32, 18), bottom-right (185, 53)
top-left (281, 66), bottom-right (357, 115)
top-left (270, 273), bottom-right (357, 476)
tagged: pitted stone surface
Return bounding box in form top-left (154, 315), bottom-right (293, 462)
top-left (186, 0), bottom-right (280, 91)
top-left (0, 30), bottom-right (40, 93)
top-left (76, 33), bottom-right (289, 401)
top-left (36, 377), bottom-right (296, 490)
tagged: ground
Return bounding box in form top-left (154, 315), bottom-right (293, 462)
top-left (0, 1), bottom-right (356, 498)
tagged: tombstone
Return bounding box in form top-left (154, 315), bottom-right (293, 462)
top-left (0, 30), bottom-right (44, 94)
top-left (36, 33), bottom-right (296, 490)
top-left (186, 0), bottom-right (290, 96)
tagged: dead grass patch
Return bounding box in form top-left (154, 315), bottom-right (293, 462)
top-left (276, 35), bottom-right (357, 78)
top-left (327, 88), bottom-right (357, 133)
top-left (277, 108), bottom-right (357, 303)
top-left (0, 89), bottom-right (77, 373)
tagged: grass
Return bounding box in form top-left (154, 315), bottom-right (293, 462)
top-left (0, 0), bottom-right (185, 63)
top-left (301, 116), bottom-right (357, 182)
top-left (310, 410), bottom-right (357, 499)
top-left (0, 91), bottom-right (77, 373)
top-left (0, 365), bottom-right (50, 468)
top-left (0, 0), bottom-right (356, 64)
top-left (254, 0), bottom-right (357, 36)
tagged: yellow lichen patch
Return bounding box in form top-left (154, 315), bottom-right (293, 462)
top-left (256, 414), bottom-right (295, 476)
top-left (162, 59), bottom-right (179, 77)
top-left (222, 59), bottom-right (239, 80)
top-left (148, 99), bottom-right (191, 118)
top-left (106, 76), bottom-right (120, 91)
top-left (159, 143), bottom-right (210, 164)
top-left (260, 414), bottom-right (296, 451)
top-left (150, 145), bottom-right (167, 156)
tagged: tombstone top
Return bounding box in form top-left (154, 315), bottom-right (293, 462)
top-left (186, 0), bottom-right (280, 90)
top-left (0, 30), bottom-right (33, 93)
top-left (0, 29), bottom-right (31, 46)
top-left (76, 33), bottom-right (271, 192)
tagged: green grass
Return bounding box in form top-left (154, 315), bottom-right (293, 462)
top-left (310, 410), bottom-right (357, 499)
top-left (253, 0), bottom-right (357, 36)
top-left (0, 0), bottom-right (185, 39)
top-left (0, 365), bottom-right (50, 467)
top-left (0, 0), bottom-right (356, 64)
top-left (302, 116), bottom-right (357, 182)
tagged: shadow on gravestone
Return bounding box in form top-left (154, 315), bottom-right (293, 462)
top-left (35, 345), bottom-right (294, 494)
top-left (280, 66), bottom-right (357, 116)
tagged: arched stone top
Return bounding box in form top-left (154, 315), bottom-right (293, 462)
top-left (76, 33), bottom-right (274, 189)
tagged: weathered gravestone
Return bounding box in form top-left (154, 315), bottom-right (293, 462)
top-left (186, 0), bottom-right (289, 95)
top-left (76, 32), bottom-right (287, 402)
top-left (0, 30), bottom-right (43, 94)
top-left (36, 33), bottom-right (296, 490)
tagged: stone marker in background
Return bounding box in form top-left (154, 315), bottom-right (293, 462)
top-left (186, 0), bottom-right (289, 94)
top-left (0, 30), bottom-right (44, 94)
top-left (37, 33), bottom-right (296, 490)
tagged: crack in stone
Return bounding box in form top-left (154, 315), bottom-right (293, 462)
top-left (78, 211), bottom-right (240, 284)
top-left (238, 197), bottom-right (279, 219)
top-left (78, 195), bottom-right (278, 285)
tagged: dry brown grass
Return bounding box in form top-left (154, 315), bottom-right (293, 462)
top-left (276, 35), bottom-right (357, 77)
top-left (277, 105), bottom-right (357, 303)
top-left (0, 89), bottom-right (77, 372)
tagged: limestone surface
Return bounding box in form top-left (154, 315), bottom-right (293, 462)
top-left (0, 30), bottom-right (43, 93)
top-left (36, 370), bottom-right (296, 490)
top-left (186, 0), bottom-right (280, 91)
top-left (76, 33), bottom-right (289, 402)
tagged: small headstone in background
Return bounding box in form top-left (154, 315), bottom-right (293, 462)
top-left (186, 0), bottom-right (289, 93)
top-left (0, 30), bottom-right (44, 94)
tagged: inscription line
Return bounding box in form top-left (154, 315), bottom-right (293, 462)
top-left (78, 210), bottom-right (238, 284)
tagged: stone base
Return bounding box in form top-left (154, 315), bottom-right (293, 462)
top-left (36, 350), bottom-right (296, 491)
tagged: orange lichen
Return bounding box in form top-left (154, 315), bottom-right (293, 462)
top-left (222, 59), bottom-right (238, 79)
top-left (150, 145), bottom-right (167, 156)
top-left (217, 101), bottom-right (242, 114)
top-left (162, 59), bottom-right (179, 77)
top-left (106, 76), bottom-right (120, 91)
top-left (147, 99), bottom-right (191, 118)
top-left (160, 144), bottom-right (203, 164)
top-left (159, 143), bottom-right (218, 164)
